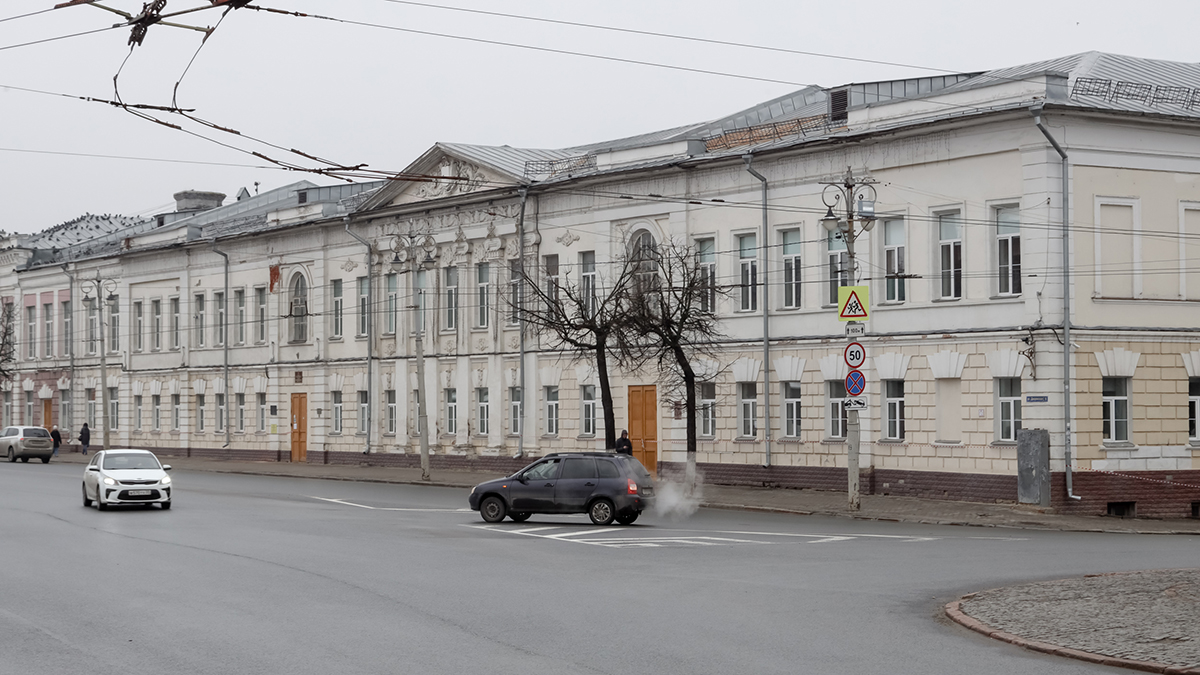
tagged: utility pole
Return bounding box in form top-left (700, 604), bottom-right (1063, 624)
top-left (392, 233), bottom-right (436, 481)
top-left (821, 168), bottom-right (877, 511)
top-left (81, 273), bottom-right (119, 452)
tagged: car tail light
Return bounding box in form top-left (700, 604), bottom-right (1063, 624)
top-left (627, 479), bottom-right (639, 495)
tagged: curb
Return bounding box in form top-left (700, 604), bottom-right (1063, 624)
top-left (944, 599), bottom-right (1200, 675)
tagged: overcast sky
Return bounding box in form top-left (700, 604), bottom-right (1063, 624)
top-left (1, 0), bottom-right (1197, 234)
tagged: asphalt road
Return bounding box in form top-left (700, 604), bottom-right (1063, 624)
top-left (2, 462), bottom-right (1197, 675)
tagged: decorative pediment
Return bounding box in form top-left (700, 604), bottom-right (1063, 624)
top-left (37, 384), bottom-right (53, 400)
top-left (413, 158), bottom-right (490, 201)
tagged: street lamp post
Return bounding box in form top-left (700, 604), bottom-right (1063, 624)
top-left (80, 274), bottom-right (118, 453)
top-left (392, 233), bottom-right (437, 482)
top-left (821, 168), bottom-right (877, 511)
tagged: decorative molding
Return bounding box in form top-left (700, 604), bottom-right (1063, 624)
top-left (193, 379), bottom-right (207, 396)
top-left (731, 357), bottom-right (762, 383)
top-left (340, 259), bottom-right (358, 273)
top-left (37, 384), bottom-right (53, 400)
top-left (233, 377), bottom-right (247, 394)
top-left (329, 372), bottom-right (346, 392)
top-left (389, 203), bottom-right (523, 240)
top-left (150, 380), bottom-right (163, 396)
top-left (415, 158), bottom-right (488, 200)
top-left (253, 376), bottom-right (268, 394)
top-left (538, 366), bottom-right (562, 387)
top-left (132, 381), bottom-right (144, 397)
top-left (22, 378), bottom-right (33, 392)
top-left (106, 374), bottom-right (121, 390)
top-left (772, 356), bottom-right (806, 383)
top-left (440, 369), bottom-right (455, 389)
top-left (1094, 348), bottom-right (1140, 378)
top-left (504, 367), bottom-right (519, 388)
top-left (988, 349), bottom-right (1027, 379)
top-left (212, 378), bottom-right (225, 395)
top-left (1182, 351), bottom-right (1200, 378)
top-left (927, 351), bottom-right (968, 379)
top-left (574, 363), bottom-right (596, 387)
top-left (556, 231), bottom-right (580, 247)
top-left (353, 371), bottom-right (369, 392)
top-left (168, 380), bottom-right (180, 396)
top-left (694, 359), bottom-right (721, 382)
top-left (473, 368), bottom-right (487, 388)
top-left (818, 354), bottom-right (847, 382)
top-left (57, 376), bottom-right (71, 391)
top-left (873, 353), bottom-right (911, 381)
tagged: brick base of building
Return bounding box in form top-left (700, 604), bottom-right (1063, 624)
top-left (1051, 470), bottom-right (1200, 519)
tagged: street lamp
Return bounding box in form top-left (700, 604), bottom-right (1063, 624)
top-left (820, 168), bottom-right (877, 511)
top-left (80, 274), bottom-right (118, 453)
top-left (392, 233), bottom-right (437, 481)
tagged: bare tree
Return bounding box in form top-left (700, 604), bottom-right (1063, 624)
top-left (511, 251), bottom-right (641, 450)
top-left (0, 302), bottom-right (15, 381)
top-left (626, 237), bottom-right (726, 492)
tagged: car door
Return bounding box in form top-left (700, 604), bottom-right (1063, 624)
top-left (555, 458), bottom-right (598, 512)
top-left (84, 452), bottom-right (102, 498)
top-left (509, 458), bottom-right (561, 512)
top-left (0, 428), bottom-right (13, 454)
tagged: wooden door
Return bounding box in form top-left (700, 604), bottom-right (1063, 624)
top-left (628, 385), bottom-right (658, 476)
top-left (290, 393), bottom-right (307, 463)
top-left (42, 399), bottom-right (53, 429)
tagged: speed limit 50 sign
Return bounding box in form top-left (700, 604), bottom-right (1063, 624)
top-left (844, 342), bottom-right (866, 369)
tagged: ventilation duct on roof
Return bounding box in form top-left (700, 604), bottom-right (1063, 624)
top-left (829, 88), bottom-right (849, 123)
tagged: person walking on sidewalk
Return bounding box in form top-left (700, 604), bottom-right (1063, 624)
top-left (615, 429), bottom-right (633, 455)
top-left (50, 425), bottom-right (61, 456)
top-left (78, 423), bottom-right (90, 455)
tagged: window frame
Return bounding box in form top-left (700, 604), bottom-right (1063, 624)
top-left (331, 279), bottom-right (344, 339)
top-left (476, 264), bottom-right (490, 328)
top-left (738, 382), bottom-right (758, 438)
top-left (827, 380), bottom-right (848, 439)
top-left (737, 233), bottom-right (758, 312)
top-left (996, 377), bottom-right (1022, 442)
top-left (476, 387), bottom-right (489, 435)
top-left (1102, 377), bottom-right (1131, 443)
top-left (780, 229), bottom-right (802, 309)
top-left (699, 382), bottom-right (716, 438)
top-left (883, 379), bottom-right (905, 441)
top-left (445, 388), bottom-right (457, 435)
top-left (332, 390), bottom-right (343, 434)
top-left (357, 391), bottom-right (369, 434)
top-left (581, 385), bottom-right (596, 437)
top-left (826, 231), bottom-right (850, 305)
top-left (151, 298), bottom-right (162, 351)
top-left (444, 267), bottom-right (458, 331)
top-left (938, 211), bottom-right (964, 300)
top-left (883, 218), bottom-right (906, 303)
top-left (996, 205), bottom-right (1022, 296)
top-left (43, 302), bottom-right (54, 357)
top-left (783, 382), bottom-right (802, 438)
top-left (545, 386), bottom-right (559, 436)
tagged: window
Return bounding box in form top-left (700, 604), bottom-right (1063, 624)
top-left (131, 301), bottom-right (142, 352)
top-left (884, 219), bottom-right (906, 303)
top-left (331, 279), bottom-right (343, 338)
top-left (257, 393), bottom-right (267, 432)
top-left (781, 230), bottom-right (802, 308)
top-left (883, 380), bottom-right (905, 440)
top-left (445, 388), bottom-right (456, 435)
top-left (255, 287), bottom-right (267, 343)
top-left (544, 256), bottom-right (559, 305)
top-left (215, 289), bottom-right (226, 346)
top-left (738, 234), bottom-right (758, 312)
top-left (86, 388), bottom-right (96, 427)
top-left (939, 212), bottom-right (963, 299)
top-left (134, 395), bottom-right (143, 429)
top-left (699, 383), bottom-right (716, 437)
top-left (25, 392), bottom-right (34, 425)
top-left (194, 294), bottom-right (206, 347)
top-left (738, 382), bottom-right (757, 437)
top-left (476, 264), bottom-right (490, 327)
top-left (235, 289), bottom-right (246, 344)
top-left (385, 273), bottom-right (398, 334)
top-left (581, 385), bottom-right (596, 436)
top-left (997, 378), bottom-right (1022, 442)
top-left (152, 394), bottom-right (161, 431)
top-left (827, 380), bottom-right (848, 439)
top-left (444, 267), bottom-right (458, 330)
top-left (43, 303), bottom-right (53, 357)
top-left (385, 390), bottom-right (397, 434)
top-left (108, 387), bottom-right (119, 431)
top-left (86, 298), bottom-right (98, 354)
top-left (291, 275), bottom-right (309, 343)
top-left (1191, 379), bottom-right (1200, 441)
top-left (631, 231), bottom-right (658, 293)
top-left (545, 386), bottom-right (559, 435)
top-left (827, 230), bottom-right (849, 305)
top-left (1102, 377), bottom-right (1130, 442)
top-left (236, 393), bottom-right (245, 432)
top-left (580, 252), bottom-right (596, 316)
top-left (783, 382), bottom-right (802, 438)
top-left (332, 391), bottom-right (343, 433)
top-left (357, 391), bottom-right (369, 434)
top-left (108, 295), bottom-right (119, 352)
top-left (3, 392), bottom-right (11, 427)
top-left (196, 394), bottom-right (206, 432)
top-left (62, 300), bottom-right (72, 356)
top-left (25, 306), bottom-right (35, 359)
top-left (172, 394), bottom-right (181, 430)
top-left (356, 276), bottom-right (368, 337)
top-left (412, 389), bottom-right (422, 435)
top-left (216, 393), bottom-right (226, 433)
top-left (697, 238), bottom-right (716, 313)
top-left (997, 207), bottom-right (1022, 295)
top-left (414, 269), bottom-right (427, 333)
top-left (508, 260), bottom-right (522, 325)
top-left (509, 387), bottom-right (522, 435)
top-left (476, 388), bottom-right (489, 435)
top-left (170, 297), bottom-right (180, 349)
top-left (60, 389), bottom-right (71, 432)
top-left (151, 299), bottom-right (162, 350)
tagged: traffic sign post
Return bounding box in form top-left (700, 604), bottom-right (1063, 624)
top-left (845, 370), bottom-right (866, 397)
top-left (844, 342), bottom-right (866, 369)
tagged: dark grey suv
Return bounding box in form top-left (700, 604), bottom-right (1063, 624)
top-left (468, 453), bottom-right (655, 525)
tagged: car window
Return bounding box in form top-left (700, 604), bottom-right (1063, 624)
top-left (1, 428), bottom-right (11, 437)
top-left (24, 428), bottom-right (50, 438)
top-left (596, 459), bottom-right (620, 479)
top-left (561, 458), bottom-right (596, 479)
top-left (101, 453), bottom-right (161, 470)
top-left (88, 454), bottom-right (101, 466)
top-left (618, 456), bottom-right (654, 481)
top-left (522, 458), bottom-right (561, 481)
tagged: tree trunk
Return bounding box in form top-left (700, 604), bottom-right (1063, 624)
top-left (674, 343), bottom-right (698, 496)
top-left (595, 336), bottom-right (617, 450)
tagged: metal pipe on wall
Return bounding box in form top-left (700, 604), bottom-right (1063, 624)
top-left (514, 187), bottom-right (529, 459)
top-left (210, 241), bottom-right (231, 449)
top-left (743, 155), bottom-right (771, 467)
top-left (344, 216), bottom-right (374, 455)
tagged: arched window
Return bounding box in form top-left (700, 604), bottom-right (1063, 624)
top-left (290, 273), bottom-right (308, 343)
top-left (630, 230), bottom-right (659, 293)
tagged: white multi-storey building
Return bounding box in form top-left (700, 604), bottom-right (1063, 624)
top-left (5, 51), bottom-right (1200, 516)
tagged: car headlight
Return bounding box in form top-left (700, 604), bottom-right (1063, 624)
top-left (102, 477), bottom-right (116, 486)
top-left (160, 475), bottom-right (172, 485)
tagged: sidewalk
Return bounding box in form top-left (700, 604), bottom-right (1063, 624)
top-left (50, 451), bottom-right (1200, 534)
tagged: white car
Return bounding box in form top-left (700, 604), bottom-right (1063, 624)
top-left (82, 449), bottom-right (173, 510)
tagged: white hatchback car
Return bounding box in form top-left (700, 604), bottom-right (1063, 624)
top-left (82, 449), bottom-right (173, 510)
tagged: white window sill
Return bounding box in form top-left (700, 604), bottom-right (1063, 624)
top-left (821, 437), bottom-right (847, 445)
top-left (1102, 441), bottom-right (1136, 450)
top-left (931, 297), bottom-right (961, 303)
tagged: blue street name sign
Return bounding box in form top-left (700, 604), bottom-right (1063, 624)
top-left (845, 370), bottom-right (866, 397)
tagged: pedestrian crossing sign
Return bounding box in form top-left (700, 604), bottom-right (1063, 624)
top-left (838, 286), bottom-right (870, 321)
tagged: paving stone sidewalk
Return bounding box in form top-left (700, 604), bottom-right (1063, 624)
top-left (48, 451), bottom-right (1200, 534)
top-left (948, 570), bottom-right (1200, 674)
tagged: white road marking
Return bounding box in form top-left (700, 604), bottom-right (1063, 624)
top-left (309, 497), bottom-right (469, 512)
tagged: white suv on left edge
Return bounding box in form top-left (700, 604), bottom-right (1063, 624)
top-left (83, 449), bottom-right (173, 510)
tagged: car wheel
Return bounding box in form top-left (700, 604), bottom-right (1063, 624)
top-left (41, 457), bottom-right (50, 464)
top-left (82, 483), bottom-right (92, 507)
top-left (480, 496), bottom-right (507, 523)
top-left (589, 498), bottom-right (616, 526)
top-left (161, 501), bottom-right (171, 510)
top-left (97, 494), bottom-right (108, 511)
top-left (509, 512), bottom-right (530, 522)
top-left (616, 511), bottom-right (640, 525)
top-left (20, 457), bottom-right (28, 463)
top-left (6, 449), bottom-right (13, 462)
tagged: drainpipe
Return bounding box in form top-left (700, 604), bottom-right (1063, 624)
top-left (514, 186), bottom-right (529, 459)
top-left (1032, 107), bottom-right (1081, 501)
top-left (61, 264), bottom-right (75, 432)
top-left (743, 155), bottom-right (771, 467)
top-left (210, 241), bottom-right (231, 449)
top-left (344, 216), bottom-right (373, 455)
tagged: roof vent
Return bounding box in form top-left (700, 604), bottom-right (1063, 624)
top-left (173, 190), bottom-right (225, 213)
top-left (830, 88), bottom-right (849, 124)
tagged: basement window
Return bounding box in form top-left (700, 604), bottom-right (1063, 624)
top-left (1107, 501), bottom-right (1136, 518)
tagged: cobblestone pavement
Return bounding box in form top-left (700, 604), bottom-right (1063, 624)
top-left (952, 569), bottom-right (1200, 673)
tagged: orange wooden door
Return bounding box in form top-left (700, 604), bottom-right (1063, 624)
top-left (42, 399), bottom-right (53, 429)
top-left (628, 385), bottom-right (658, 475)
top-left (290, 393), bottom-right (307, 462)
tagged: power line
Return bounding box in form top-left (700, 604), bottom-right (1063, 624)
top-left (0, 24), bottom-right (122, 52)
top-left (0, 146), bottom-right (278, 170)
top-left (0, 7), bottom-right (56, 24)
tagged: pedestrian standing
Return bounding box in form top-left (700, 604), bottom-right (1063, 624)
top-left (78, 422), bottom-right (90, 456)
top-left (615, 429), bottom-right (633, 455)
top-left (50, 425), bottom-right (62, 456)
